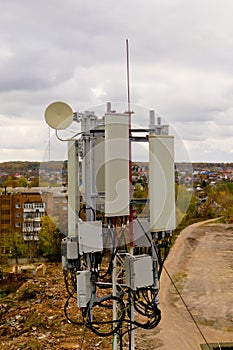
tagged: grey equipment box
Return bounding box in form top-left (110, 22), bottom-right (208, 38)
top-left (78, 221), bottom-right (103, 254)
top-left (125, 254), bottom-right (154, 290)
top-left (77, 270), bottom-right (92, 307)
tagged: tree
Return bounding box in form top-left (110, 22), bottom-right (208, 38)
top-left (223, 206), bottom-right (233, 223)
top-left (30, 177), bottom-right (39, 187)
top-left (18, 176), bottom-right (29, 187)
top-left (5, 176), bottom-right (18, 188)
top-left (133, 182), bottom-right (148, 215)
top-left (176, 184), bottom-right (193, 215)
top-left (3, 231), bottom-right (28, 264)
top-left (38, 216), bottom-right (63, 261)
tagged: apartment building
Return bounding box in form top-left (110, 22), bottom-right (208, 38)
top-left (52, 191), bottom-right (68, 236)
top-left (0, 188), bottom-right (68, 253)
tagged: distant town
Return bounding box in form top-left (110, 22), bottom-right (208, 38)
top-left (1, 160), bottom-right (233, 189)
top-left (0, 161), bottom-right (233, 263)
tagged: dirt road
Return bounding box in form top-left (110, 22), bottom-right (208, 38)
top-left (140, 220), bottom-right (233, 350)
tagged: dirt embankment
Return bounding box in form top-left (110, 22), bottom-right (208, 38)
top-left (139, 220), bottom-right (233, 350)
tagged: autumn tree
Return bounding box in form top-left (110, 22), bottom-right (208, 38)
top-left (3, 231), bottom-right (28, 264)
top-left (38, 216), bottom-right (63, 261)
top-left (133, 180), bottom-right (148, 215)
top-left (18, 176), bottom-right (29, 187)
top-left (5, 176), bottom-right (18, 188)
top-left (30, 177), bottom-right (39, 187)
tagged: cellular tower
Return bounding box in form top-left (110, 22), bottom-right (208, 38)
top-left (44, 45), bottom-right (176, 350)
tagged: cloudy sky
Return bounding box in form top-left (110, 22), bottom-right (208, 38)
top-left (1, 0), bottom-right (233, 163)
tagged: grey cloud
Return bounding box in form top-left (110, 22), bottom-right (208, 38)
top-left (1, 0), bottom-right (233, 162)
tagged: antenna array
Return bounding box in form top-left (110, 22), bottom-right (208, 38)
top-left (44, 100), bottom-right (176, 350)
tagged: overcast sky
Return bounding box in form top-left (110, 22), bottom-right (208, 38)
top-left (1, 0), bottom-right (233, 163)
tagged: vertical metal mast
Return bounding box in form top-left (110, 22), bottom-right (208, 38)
top-left (126, 38), bottom-right (135, 350)
top-left (67, 140), bottom-right (79, 238)
top-left (126, 39), bottom-right (131, 119)
top-left (126, 38), bottom-right (133, 241)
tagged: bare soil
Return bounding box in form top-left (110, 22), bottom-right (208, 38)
top-left (138, 220), bottom-right (233, 350)
top-left (0, 220), bottom-right (232, 349)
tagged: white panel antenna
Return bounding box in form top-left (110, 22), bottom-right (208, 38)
top-left (105, 113), bottom-right (129, 217)
top-left (149, 135), bottom-right (176, 231)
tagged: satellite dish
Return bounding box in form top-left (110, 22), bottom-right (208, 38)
top-left (44, 101), bottom-right (74, 130)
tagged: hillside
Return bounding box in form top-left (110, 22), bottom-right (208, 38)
top-left (1, 161), bottom-right (233, 178)
top-left (0, 222), bottom-right (232, 349)
top-left (0, 161), bottom-right (67, 177)
top-left (142, 221), bottom-right (233, 349)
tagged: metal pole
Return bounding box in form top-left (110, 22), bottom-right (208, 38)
top-left (149, 110), bottom-right (155, 134)
top-left (112, 236), bottom-right (118, 350)
top-left (83, 112), bottom-right (92, 221)
top-left (90, 112), bottom-right (98, 219)
top-left (68, 140), bottom-right (79, 237)
top-left (126, 38), bottom-right (135, 350)
top-left (107, 101), bottom-right (112, 113)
